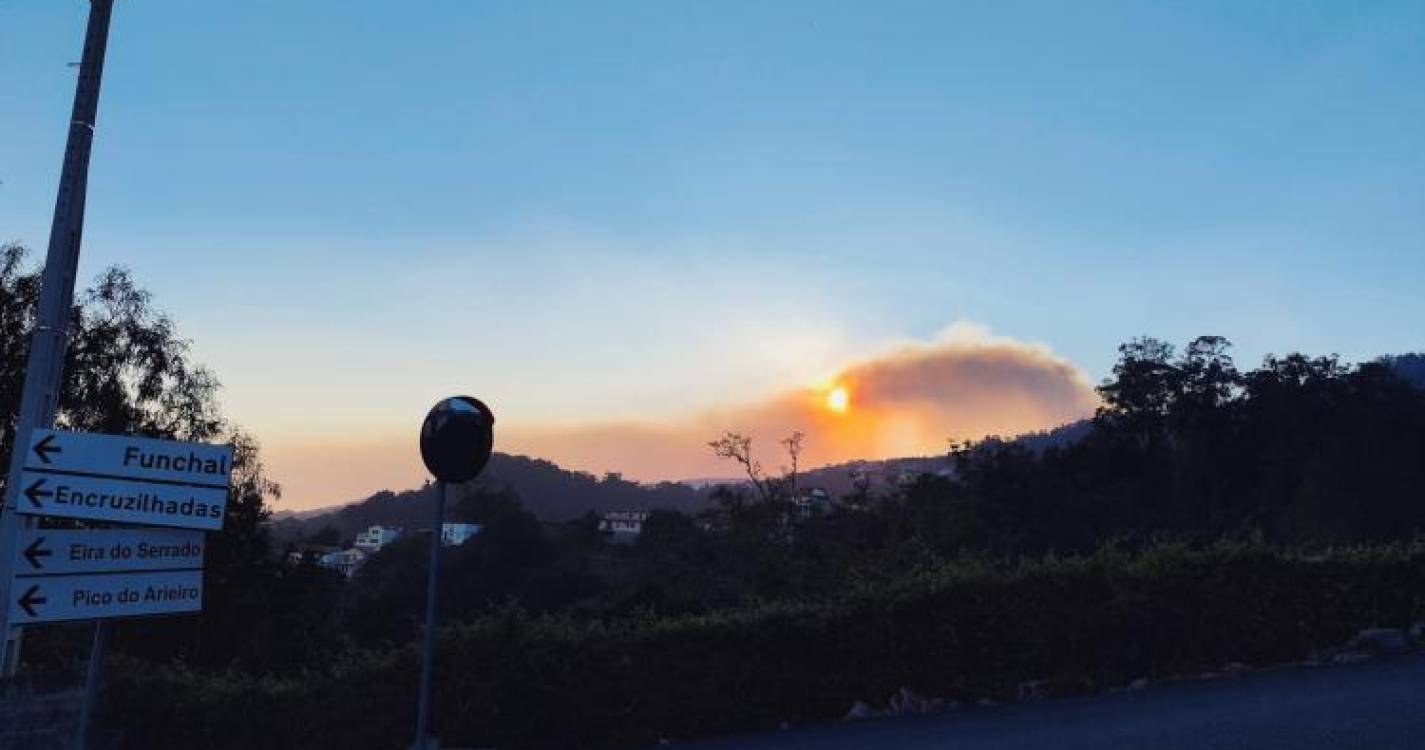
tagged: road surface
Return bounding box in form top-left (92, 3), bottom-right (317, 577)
top-left (680, 656), bottom-right (1425, 750)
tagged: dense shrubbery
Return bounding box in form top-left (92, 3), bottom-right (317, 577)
top-left (106, 539), bottom-right (1425, 749)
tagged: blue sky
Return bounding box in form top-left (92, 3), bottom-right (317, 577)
top-left (4, 1), bottom-right (1423, 504)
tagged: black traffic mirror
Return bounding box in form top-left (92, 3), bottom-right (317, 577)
top-left (419, 396), bottom-right (494, 483)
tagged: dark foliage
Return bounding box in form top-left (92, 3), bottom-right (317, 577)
top-left (1382, 353), bottom-right (1425, 389)
top-left (106, 541), bottom-right (1425, 750)
top-left (933, 337), bottom-right (1425, 555)
top-left (343, 486), bottom-right (602, 647)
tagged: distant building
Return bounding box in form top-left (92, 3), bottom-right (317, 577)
top-left (313, 522), bottom-right (479, 579)
top-left (404, 521), bottom-right (483, 546)
top-left (318, 548), bottom-right (367, 578)
top-left (355, 525), bottom-right (401, 553)
top-left (440, 522), bottom-right (481, 546)
top-left (599, 510), bottom-right (650, 542)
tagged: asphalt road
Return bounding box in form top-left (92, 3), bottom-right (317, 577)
top-left (679, 656), bottom-right (1425, 750)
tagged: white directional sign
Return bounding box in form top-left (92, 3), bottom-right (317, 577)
top-left (13, 528), bottom-right (204, 576)
top-left (17, 429), bottom-right (234, 530)
top-left (8, 569), bottom-right (203, 625)
top-left (24, 429), bottom-right (234, 486)
top-left (16, 471), bottom-right (228, 530)
top-left (3, 429), bottom-right (227, 629)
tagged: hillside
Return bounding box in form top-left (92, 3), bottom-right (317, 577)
top-left (271, 451), bottom-right (711, 540)
top-left (270, 420), bottom-right (1103, 543)
top-left (795, 419), bottom-right (1093, 495)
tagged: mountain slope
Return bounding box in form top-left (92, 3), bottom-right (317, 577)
top-left (272, 421), bottom-right (1104, 542)
top-left (271, 451), bottom-right (709, 540)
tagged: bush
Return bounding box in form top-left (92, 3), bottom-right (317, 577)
top-left (104, 539), bottom-right (1425, 749)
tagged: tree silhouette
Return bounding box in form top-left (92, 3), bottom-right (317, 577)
top-left (0, 243), bottom-right (288, 671)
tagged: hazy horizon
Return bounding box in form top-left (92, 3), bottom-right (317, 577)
top-left (261, 322), bottom-right (1100, 507)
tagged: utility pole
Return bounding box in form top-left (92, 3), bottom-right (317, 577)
top-left (0, 0), bottom-right (116, 676)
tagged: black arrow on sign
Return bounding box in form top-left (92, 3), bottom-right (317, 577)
top-left (17, 585), bottom-right (46, 618)
top-left (31, 434), bottom-right (61, 465)
top-left (23, 479), bottom-right (52, 509)
top-left (22, 537), bottom-right (52, 570)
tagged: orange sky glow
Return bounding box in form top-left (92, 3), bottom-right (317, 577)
top-left (260, 329), bottom-right (1100, 510)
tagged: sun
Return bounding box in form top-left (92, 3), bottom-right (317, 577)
top-left (825, 386), bottom-right (850, 414)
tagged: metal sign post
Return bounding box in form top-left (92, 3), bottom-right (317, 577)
top-left (4, 428), bottom-right (230, 750)
top-left (1, 427), bottom-right (232, 747)
top-left (413, 480), bottom-right (446, 750)
top-left (412, 396), bottom-right (495, 750)
top-left (0, 0), bottom-right (116, 676)
top-left (0, 6), bottom-right (233, 748)
top-left (77, 617), bottom-right (109, 750)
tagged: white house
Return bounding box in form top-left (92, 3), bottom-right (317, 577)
top-left (318, 548), bottom-right (368, 578)
top-left (354, 525), bottom-right (401, 553)
top-left (599, 510), bottom-right (650, 542)
top-left (440, 522), bottom-right (481, 546)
